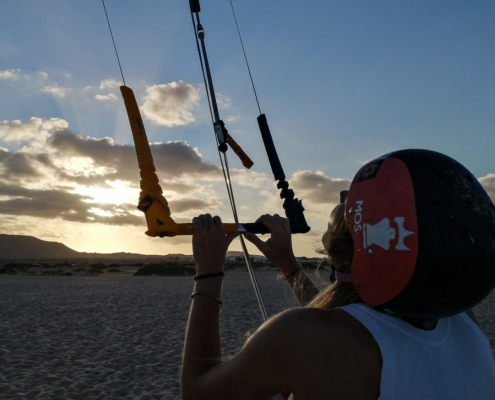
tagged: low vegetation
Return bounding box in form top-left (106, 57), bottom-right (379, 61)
top-left (133, 263), bottom-right (196, 277)
top-left (0, 257), bottom-right (328, 277)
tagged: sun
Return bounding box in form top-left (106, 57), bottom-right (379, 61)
top-left (76, 180), bottom-right (138, 206)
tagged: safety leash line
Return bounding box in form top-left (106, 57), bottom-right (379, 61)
top-left (189, 2), bottom-right (269, 321)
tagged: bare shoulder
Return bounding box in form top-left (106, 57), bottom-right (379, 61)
top-left (252, 307), bottom-right (382, 399)
top-left (191, 307), bottom-right (381, 399)
top-left (264, 306), bottom-right (378, 345)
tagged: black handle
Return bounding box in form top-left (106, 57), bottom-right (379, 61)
top-left (241, 222), bottom-right (310, 235)
top-left (189, 0), bottom-right (201, 13)
top-left (256, 113), bottom-right (311, 235)
top-left (257, 114), bottom-right (285, 181)
top-left (242, 223), bottom-right (269, 234)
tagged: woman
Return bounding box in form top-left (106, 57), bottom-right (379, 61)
top-left (181, 149), bottom-right (495, 400)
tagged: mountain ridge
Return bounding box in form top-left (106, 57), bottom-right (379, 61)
top-left (0, 234), bottom-right (248, 260)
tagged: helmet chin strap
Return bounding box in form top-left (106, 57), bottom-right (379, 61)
top-left (335, 270), bottom-right (352, 283)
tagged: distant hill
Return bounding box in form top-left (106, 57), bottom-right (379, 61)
top-left (0, 234), bottom-right (178, 260)
top-left (0, 234), bottom-right (80, 259)
top-left (0, 234), bottom-right (258, 261)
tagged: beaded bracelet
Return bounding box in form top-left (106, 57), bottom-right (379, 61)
top-left (191, 291), bottom-right (222, 307)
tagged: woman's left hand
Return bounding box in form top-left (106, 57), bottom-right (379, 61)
top-left (192, 214), bottom-right (239, 275)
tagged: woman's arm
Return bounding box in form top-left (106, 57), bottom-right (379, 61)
top-left (181, 214), bottom-right (233, 396)
top-left (181, 214), bottom-right (380, 400)
top-left (181, 214), bottom-right (295, 399)
top-left (183, 310), bottom-right (298, 400)
top-left (244, 214), bottom-right (319, 306)
top-left (284, 268), bottom-right (320, 306)
top-left (181, 274), bottom-right (224, 394)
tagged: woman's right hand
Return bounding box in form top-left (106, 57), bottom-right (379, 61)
top-left (243, 214), bottom-right (301, 277)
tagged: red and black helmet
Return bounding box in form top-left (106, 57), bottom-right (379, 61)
top-left (346, 149), bottom-right (495, 320)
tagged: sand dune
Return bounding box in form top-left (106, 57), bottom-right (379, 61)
top-left (0, 272), bottom-right (493, 399)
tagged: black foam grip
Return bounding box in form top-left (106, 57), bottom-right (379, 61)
top-left (257, 114), bottom-right (285, 181)
top-left (242, 221), bottom-right (309, 234)
top-left (189, 0), bottom-right (201, 13)
top-left (242, 223), bottom-right (269, 234)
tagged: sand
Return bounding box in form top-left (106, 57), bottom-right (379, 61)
top-left (0, 272), bottom-right (493, 399)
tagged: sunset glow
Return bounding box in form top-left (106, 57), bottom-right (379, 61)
top-left (0, 1), bottom-right (493, 257)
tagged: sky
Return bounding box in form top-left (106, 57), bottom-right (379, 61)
top-left (0, 0), bottom-right (494, 257)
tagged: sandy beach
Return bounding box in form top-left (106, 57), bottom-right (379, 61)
top-left (0, 272), bottom-right (493, 399)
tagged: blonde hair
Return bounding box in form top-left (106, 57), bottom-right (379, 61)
top-left (309, 220), bottom-right (363, 309)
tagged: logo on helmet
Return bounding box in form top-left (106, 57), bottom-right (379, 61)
top-left (351, 200), bottom-right (415, 251)
top-left (363, 217), bottom-right (414, 251)
top-left (355, 158), bottom-right (386, 183)
top-left (361, 163), bottom-right (380, 179)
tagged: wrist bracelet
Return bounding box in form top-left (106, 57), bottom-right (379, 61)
top-left (285, 268), bottom-right (303, 279)
top-left (191, 291), bottom-right (222, 307)
top-left (194, 272), bottom-right (225, 281)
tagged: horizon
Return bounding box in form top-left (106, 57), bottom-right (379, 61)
top-left (0, 233), bottom-right (329, 260)
top-left (0, 1), bottom-right (494, 257)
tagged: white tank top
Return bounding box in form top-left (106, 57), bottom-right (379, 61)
top-left (339, 303), bottom-right (495, 399)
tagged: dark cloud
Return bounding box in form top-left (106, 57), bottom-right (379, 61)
top-left (161, 181), bottom-right (195, 195)
top-left (57, 171), bottom-right (124, 187)
top-left (1, 153), bottom-right (40, 177)
top-left (150, 141), bottom-right (220, 178)
top-left (168, 198), bottom-right (221, 213)
top-left (0, 151), bottom-right (57, 179)
top-left (290, 170), bottom-right (351, 205)
top-left (48, 130), bottom-right (220, 185)
top-left (0, 124), bottom-right (237, 229)
top-left (0, 182), bottom-right (142, 226)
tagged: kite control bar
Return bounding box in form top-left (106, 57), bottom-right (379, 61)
top-left (121, 85), bottom-right (268, 237)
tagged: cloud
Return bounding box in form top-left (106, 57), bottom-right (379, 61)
top-left (0, 181), bottom-right (143, 225)
top-left (161, 181), bottom-right (196, 195)
top-left (99, 79), bottom-right (122, 90)
top-left (0, 68), bottom-right (50, 87)
top-left (233, 169), bottom-right (272, 188)
top-left (168, 198), bottom-right (221, 213)
top-left (0, 151), bottom-right (51, 179)
top-left (0, 69), bottom-right (21, 80)
top-left (47, 130), bottom-right (220, 185)
top-left (216, 93), bottom-right (232, 109)
top-left (141, 81), bottom-right (199, 127)
top-left (41, 85), bottom-right (72, 98)
top-left (95, 93), bottom-right (117, 101)
top-left (0, 117), bottom-right (229, 231)
top-left (0, 117), bottom-right (68, 147)
top-left (42, 119), bottom-right (69, 131)
top-left (479, 174), bottom-right (495, 202)
top-left (40, 231), bottom-right (63, 239)
top-left (0, 68), bottom-right (49, 83)
top-left (290, 170), bottom-right (351, 205)
top-left (0, 116), bottom-right (316, 253)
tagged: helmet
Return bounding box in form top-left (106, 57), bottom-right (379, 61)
top-left (346, 149), bottom-right (495, 320)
